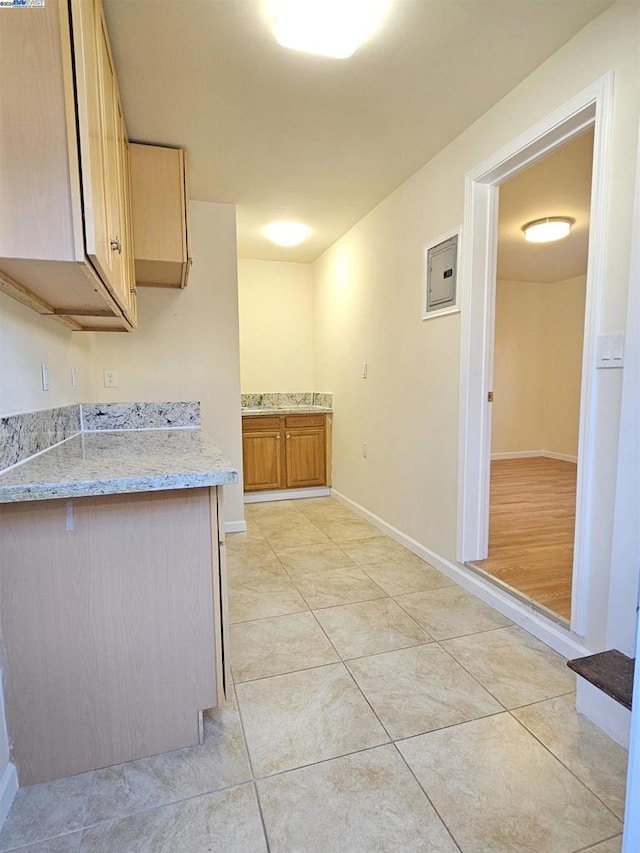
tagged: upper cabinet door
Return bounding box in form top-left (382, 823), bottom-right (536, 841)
top-left (71, 0), bottom-right (132, 317)
top-left (70, 1), bottom-right (111, 285)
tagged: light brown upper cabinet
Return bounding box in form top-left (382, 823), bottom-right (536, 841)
top-left (130, 144), bottom-right (192, 288)
top-left (0, 0), bottom-right (136, 331)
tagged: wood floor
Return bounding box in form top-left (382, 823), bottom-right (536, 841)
top-left (474, 457), bottom-right (577, 621)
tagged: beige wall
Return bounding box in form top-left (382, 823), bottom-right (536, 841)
top-left (492, 276), bottom-right (586, 459)
top-left (90, 201), bottom-right (245, 524)
top-left (0, 291), bottom-right (93, 417)
top-left (238, 259), bottom-right (314, 392)
top-left (0, 294), bottom-right (95, 798)
top-left (313, 1), bottom-right (639, 651)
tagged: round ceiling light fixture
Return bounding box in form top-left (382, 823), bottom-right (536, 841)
top-left (521, 217), bottom-right (575, 243)
top-left (267, 0), bottom-right (392, 59)
top-left (263, 221), bottom-right (312, 246)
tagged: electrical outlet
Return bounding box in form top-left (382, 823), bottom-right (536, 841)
top-left (41, 362), bottom-right (49, 391)
top-left (103, 369), bottom-right (118, 388)
top-left (362, 442), bottom-right (367, 458)
top-left (362, 362), bottom-right (368, 379)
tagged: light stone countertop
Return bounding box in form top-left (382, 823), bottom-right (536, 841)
top-left (0, 429), bottom-right (238, 503)
top-left (242, 406), bottom-right (333, 416)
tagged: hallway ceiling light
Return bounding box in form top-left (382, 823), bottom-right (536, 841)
top-left (263, 221), bottom-right (312, 246)
top-left (522, 217), bottom-right (575, 243)
top-left (267, 0), bottom-right (391, 59)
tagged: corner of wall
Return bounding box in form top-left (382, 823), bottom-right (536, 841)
top-left (0, 671), bottom-right (17, 830)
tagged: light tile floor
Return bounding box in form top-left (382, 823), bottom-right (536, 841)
top-left (0, 497), bottom-right (628, 852)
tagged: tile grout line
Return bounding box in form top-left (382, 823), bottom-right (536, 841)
top-left (391, 742), bottom-right (464, 853)
top-left (1, 778), bottom-right (265, 853)
top-left (572, 831), bottom-right (623, 852)
top-left (507, 711), bottom-right (625, 825)
top-left (230, 684), bottom-right (272, 853)
top-left (391, 595), bottom-right (515, 642)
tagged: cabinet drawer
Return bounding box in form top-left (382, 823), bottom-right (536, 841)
top-left (285, 414), bottom-right (325, 429)
top-left (242, 416), bottom-right (282, 432)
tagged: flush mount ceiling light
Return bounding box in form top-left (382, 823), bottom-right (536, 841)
top-left (521, 217), bottom-right (575, 243)
top-left (263, 221), bottom-right (312, 246)
top-left (267, 0), bottom-right (391, 59)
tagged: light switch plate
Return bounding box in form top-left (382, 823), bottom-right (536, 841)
top-left (596, 333), bottom-right (624, 369)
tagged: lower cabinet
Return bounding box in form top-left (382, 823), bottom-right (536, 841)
top-left (0, 486), bottom-right (228, 785)
top-left (242, 413), bottom-right (331, 491)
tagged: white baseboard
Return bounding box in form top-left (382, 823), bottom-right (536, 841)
top-left (576, 677), bottom-right (631, 748)
top-left (331, 488), bottom-right (591, 661)
top-left (491, 450), bottom-right (545, 460)
top-left (244, 487), bottom-right (331, 504)
top-left (543, 450), bottom-right (578, 463)
top-left (224, 520), bottom-right (247, 534)
top-left (491, 450), bottom-right (578, 464)
top-left (0, 762), bottom-right (18, 831)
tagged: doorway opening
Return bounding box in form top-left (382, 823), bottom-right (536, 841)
top-left (457, 75), bottom-right (613, 637)
top-left (469, 129), bottom-right (593, 623)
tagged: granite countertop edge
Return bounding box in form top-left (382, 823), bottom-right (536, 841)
top-left (242, 406), bottom-right (333, 416)
top-left (0, 429), bottom-right (238, 504)
top-left (0, 471), bottom-right (238, 504)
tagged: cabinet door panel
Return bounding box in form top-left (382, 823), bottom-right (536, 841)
top-left (71, 0), bottom-right (110, 273)
top-left (243, 431), bottom-right (283, 491)
top-left (96, 12), bottom-right (127, 308)
top-left (120, 126), bottom-right (137, 325)
top-left (285, 429), bottom-right (326, 488)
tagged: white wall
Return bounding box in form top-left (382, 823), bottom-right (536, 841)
top-left (0, 290), bottom-right (96, 808)
top-left (0, 291), bottom-right (94, 417)
top-left (238, 259), bottom-right (314, 392)
top-left (492, 276), bottom-right (586, 459)
top-left (90, 201), bottom-right (245, 525)
top-left (313, 1), bottom-right (639, 653)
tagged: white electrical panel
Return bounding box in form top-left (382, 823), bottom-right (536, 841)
top-left (423, 231), bottom-right (460, 319)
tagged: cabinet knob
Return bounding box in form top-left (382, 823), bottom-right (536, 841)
top-left (276, 435), bottom-right (281, 440)
top-left (286, 434), bottom-right (291, 439)
top-left (110, 237), bottom-right (122, 254)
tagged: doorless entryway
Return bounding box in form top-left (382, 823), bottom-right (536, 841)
top-left (457, 74), bottom-right (614, 637)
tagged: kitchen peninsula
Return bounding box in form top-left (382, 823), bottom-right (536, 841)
top-left (0, 403), bottom-right (237, 786)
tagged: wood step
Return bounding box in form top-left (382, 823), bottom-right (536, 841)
top-left (567, 649), bottom-right (634, 710)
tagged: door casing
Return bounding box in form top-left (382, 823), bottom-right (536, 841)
top-left (457, 73), bottom-right (614, 636)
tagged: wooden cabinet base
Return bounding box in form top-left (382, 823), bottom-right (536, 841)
top-left (0, 487), bottom-right (227, 785)
top-left (242, 413), bottom-right (332, 492)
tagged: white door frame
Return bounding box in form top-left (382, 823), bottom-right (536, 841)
top-left (457, 73), bottom-right (614, 636)
top-left (621, 113), bottom-right (640, 853)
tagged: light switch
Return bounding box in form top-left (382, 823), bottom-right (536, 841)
top-left (362, 362), bottom-right (368, 379)
top-left (596, 333), bottom-right (624, 369)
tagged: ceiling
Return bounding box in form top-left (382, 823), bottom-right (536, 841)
top-left (497, 127), bottom-right (594, 283)
top-left (103, 0), bottom-right (611, 263)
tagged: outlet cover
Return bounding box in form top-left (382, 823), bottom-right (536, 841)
top-left (103, 369), bottom-right (119, 388)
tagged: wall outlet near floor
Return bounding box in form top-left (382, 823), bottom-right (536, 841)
top-left (41, 362), bottom-right (49, 391)
top-left (103, 369), bottom-right (119, 388)
top-left (362, 442), bottom-right (367, 458)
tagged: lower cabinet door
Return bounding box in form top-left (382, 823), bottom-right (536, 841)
top-left (285, 428), bottom-right (326, 488)
top-left (243, 430), bottom-right (283, 491)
